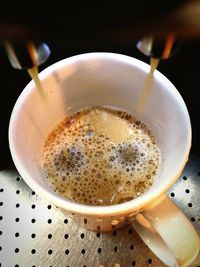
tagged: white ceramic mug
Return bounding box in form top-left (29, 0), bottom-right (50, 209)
top-left (9, 53), bottom-right (200, 267)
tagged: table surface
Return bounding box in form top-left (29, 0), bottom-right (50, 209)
top-left (0, 154), bottom-right (200, 267)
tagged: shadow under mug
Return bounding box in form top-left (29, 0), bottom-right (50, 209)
top-left (9, 53), bottom-right (200, 267)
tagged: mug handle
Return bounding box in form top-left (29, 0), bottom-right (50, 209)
top-left (131, 194), bottom-right (200, 267)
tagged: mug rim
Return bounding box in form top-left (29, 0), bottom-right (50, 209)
top-left (8, 52), bottom-right (192, 216)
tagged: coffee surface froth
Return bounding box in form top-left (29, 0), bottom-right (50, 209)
top-left (42, 106), bottom-right (160, 205)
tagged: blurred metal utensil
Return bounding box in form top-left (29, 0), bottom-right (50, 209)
top-left (136, 33), bottom-right (180, 60)
top-left (5, 41), bottom-right (51, 69)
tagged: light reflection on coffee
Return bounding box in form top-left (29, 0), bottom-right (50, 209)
top-left (42, 106), bottom-right (160, 205)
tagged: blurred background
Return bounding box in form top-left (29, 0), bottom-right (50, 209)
top-left (1, 0), bottom-right (200, 170)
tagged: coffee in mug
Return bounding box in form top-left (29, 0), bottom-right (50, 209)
top-left (42, 106), bottom-right (160, 205)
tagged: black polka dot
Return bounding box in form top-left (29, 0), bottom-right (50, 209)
top-left (15, 217), bottom-right (19, 222)
top-left (31, 204), bottom-right (36, 209)
top-left (170, 192), bottom-right (175, 197)
top-left (47, 219), bottom-right (52, 224)
top-left (15, 233), bottom-right (19, 237)
top-left (96, 232), bottom-right (101, 238)
top-left (191, 217), bottom-right (196, 222)
top-left (31, 233), bottom-right (36, 238)
top-left (16, 190), bottom-right (20, 194)
top-left (81, 249), bottom-right (86, 254)
top-left (132, 261), bottom-right (136, 266)
top-left (47, 205), bottom-right (52, 209)
top-left (16, 177), bottom-right (20, 181)
top-left (185, 189), bottom-right (190, 193)
top-left (148, 258), bottom-right (152, 264)
top-left (65, 249), bottom-right (69, 255)
top-left (188, 203), bottom-right (192, 207)
top-left (0, 216), bottom-right (3, 220)
top-left (48, 249), bottom-right (53, 255)
top-left (31, 249), bottom-right (36, 254)
top-left (114, 246), bottom-right (118, 252)
top-left (31, 219), bottom-right (36, 223)
top-left (84, 218), bottom-right (87, 224)
top-left (16, 203), bottom-right (20, 208)
top-left (0, 188), bottom-right (4, 192)
top-left (0, 202), bottom-right (3, 206)
top-left (130, 245), bottom-right (134, 250)
top-left (64, 219), bottom-right (68, 224)
top-left (15, 248), bottom-right (19, 253)
top-left (64, 234), bottom-right (69, 239)
top-left (0, 231), bottom-right (2, 235)
top-left (97, 248), bottom-right (102, 253)
top-left (183, 176), bottom-right (187, 180)
top-left (80, 233), bottom-right (85, 239)
top-left (48, 234), bottom-right (52, 239)
top-left (15, 265), bottom-right (19, 267)
top-left (0, 247), bottom-right (2, 251)
top-left (32, 191), bottom-right (36, 195)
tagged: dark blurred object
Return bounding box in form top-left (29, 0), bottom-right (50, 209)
top-left (0, 1), bottom-right (188, 40)
top-left (1, 1), bottom-right (200, 67)
top-left (1, 1), bottom-right (200, 170)
top-left (1, 1), bottom-right (200, 41)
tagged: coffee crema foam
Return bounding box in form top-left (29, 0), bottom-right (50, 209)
top-left (42, 107), bottom-right (160, 205)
